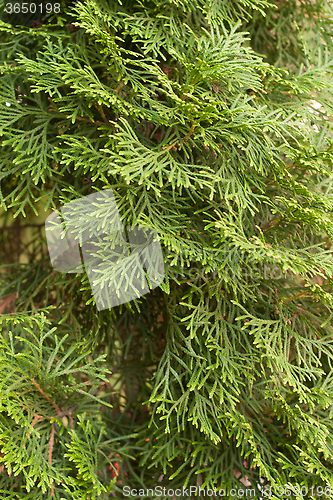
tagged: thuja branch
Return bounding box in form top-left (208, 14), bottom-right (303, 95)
top-left (253, 163), bottom-right (297, 194)
top-left (47, 104), bottom-right (102, 125)
top-left (164, 123), bottom-right (196, 151)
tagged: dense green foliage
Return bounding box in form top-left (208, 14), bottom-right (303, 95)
top-left (1, 0), bottom-right (333, 498)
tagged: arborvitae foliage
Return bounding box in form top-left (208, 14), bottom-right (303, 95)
top-left (0, 0), bottom-right (333, 498)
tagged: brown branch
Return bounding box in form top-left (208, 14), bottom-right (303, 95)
top-left (104, 22), bottom-right (112, 35)
top-left (48, 422), bottom-right (55, 466)
top-left (281, 292), bottom-right (313, 304)
top-left (94, 104), bottom-right (108, 123)
top-left (0, 292), bottom-right (17, 314)
top-left (183, 123), bottom-right (196, 141)
top-left (48, 422), bottom-right (55, 497)
top-left (262, 214), bottom-right (303, 231)
top-left (114, 80), bottom-right (124, 93)
top-left (27, 414), bottom-right (44, 438)
top-left (53, 404), bottom-right (79, 419)
top-left (69, 415), bottom-right (74, 429)
top-left (31, 379), bottom-right (60, 414)
top-left (74, 116), bottom-right (101, 125)
top-left (44, 385), bottom-right (103, 422)
top-left (261, 215), bottom-right (282, 230)
top-left (164, 139), bottom-right (179, 152)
